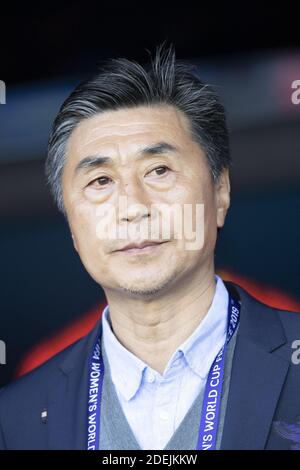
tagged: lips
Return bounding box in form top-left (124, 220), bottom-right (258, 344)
top-left (115, 240), bottom-right (168, 252)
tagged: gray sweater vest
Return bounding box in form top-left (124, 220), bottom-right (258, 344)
top-left (99, 326), bottom-right (238, 450)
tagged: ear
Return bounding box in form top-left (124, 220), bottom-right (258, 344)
top-left (215, 169), bottom-right (231, 228)
top-left (71, 233), bottom-right (78, 253)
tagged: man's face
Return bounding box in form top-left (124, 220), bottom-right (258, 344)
top-left (62, 105), bottom-right (230, 297)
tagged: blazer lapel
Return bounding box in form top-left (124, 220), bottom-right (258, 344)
top-left (221, 281), bottom-right (290, 449)
top-left (47, 316), bottom-right (103, 450)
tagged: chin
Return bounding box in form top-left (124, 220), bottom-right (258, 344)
top-left (119, 285), bottom-right (167, 298)
top-left (116, 272), bottom-right (177, 298)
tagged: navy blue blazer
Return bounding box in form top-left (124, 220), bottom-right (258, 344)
top-left (0, 281), bottom-right (300, 450)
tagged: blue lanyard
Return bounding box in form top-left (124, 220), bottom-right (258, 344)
top-left (197, 294), bottom-right (240, 449)
top-left (87, 294), bottom-right (240, 450)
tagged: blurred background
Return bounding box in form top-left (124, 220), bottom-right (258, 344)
top-left (0, 4), bottom-right (300, 387)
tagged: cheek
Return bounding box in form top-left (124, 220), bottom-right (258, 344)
top-left (70, 213), bottom-right (113, 283)
top-left (69, 206), bottom-right (105, 256)
top-left (185, 182), bottom-right (217, 249)
top-left (186, 180), bottom-right (216, 226)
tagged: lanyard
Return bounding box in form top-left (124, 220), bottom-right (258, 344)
top-left (87, 294), bottom-right (240, 450)
top-left (197, 294), bottom-right (240, 449)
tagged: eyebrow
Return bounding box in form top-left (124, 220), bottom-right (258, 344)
top-left (74, 142), bottom-right (179, 175)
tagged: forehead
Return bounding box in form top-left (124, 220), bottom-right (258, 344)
top-left (65, 105), bottom-right (194, 161)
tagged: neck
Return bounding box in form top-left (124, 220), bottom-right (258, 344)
top-left (104, 264), bottom-right (217, 375)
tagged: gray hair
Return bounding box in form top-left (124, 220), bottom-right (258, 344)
top-left (45, 42), bottom-right (231, 214)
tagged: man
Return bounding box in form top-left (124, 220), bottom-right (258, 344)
top-left (0, 43), bottom-right (300, 451)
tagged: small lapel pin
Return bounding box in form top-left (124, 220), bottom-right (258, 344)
top-left (41, 409), bottom-right (48, 424)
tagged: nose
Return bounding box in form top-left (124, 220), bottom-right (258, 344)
top-left (118, 180), bottom-right (151, 223)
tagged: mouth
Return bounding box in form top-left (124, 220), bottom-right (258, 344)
top-left (114, 240), bottom-right (169, 255)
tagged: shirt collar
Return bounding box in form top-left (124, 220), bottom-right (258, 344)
top-left (101, 274), bottom-right (229, 401)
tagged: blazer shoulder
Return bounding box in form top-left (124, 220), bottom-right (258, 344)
top-left (246, 289), bottom-right (300, 330)
top-left (0, 320), bottom-right (101, 449)
top-left (276, 305), bottom-right (300, 333)
top-left (0, 333), bottom-right (88, 407)
top-left (225, 279), bottom-right (300, 340)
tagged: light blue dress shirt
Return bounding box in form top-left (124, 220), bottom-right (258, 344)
top-left (101, 274), bottom-right (229, 450)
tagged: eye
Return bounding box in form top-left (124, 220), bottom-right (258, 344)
top-left (147, 165), bottom-right (170, 177)
top-left (89, 176), bottom-right (113, 188)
